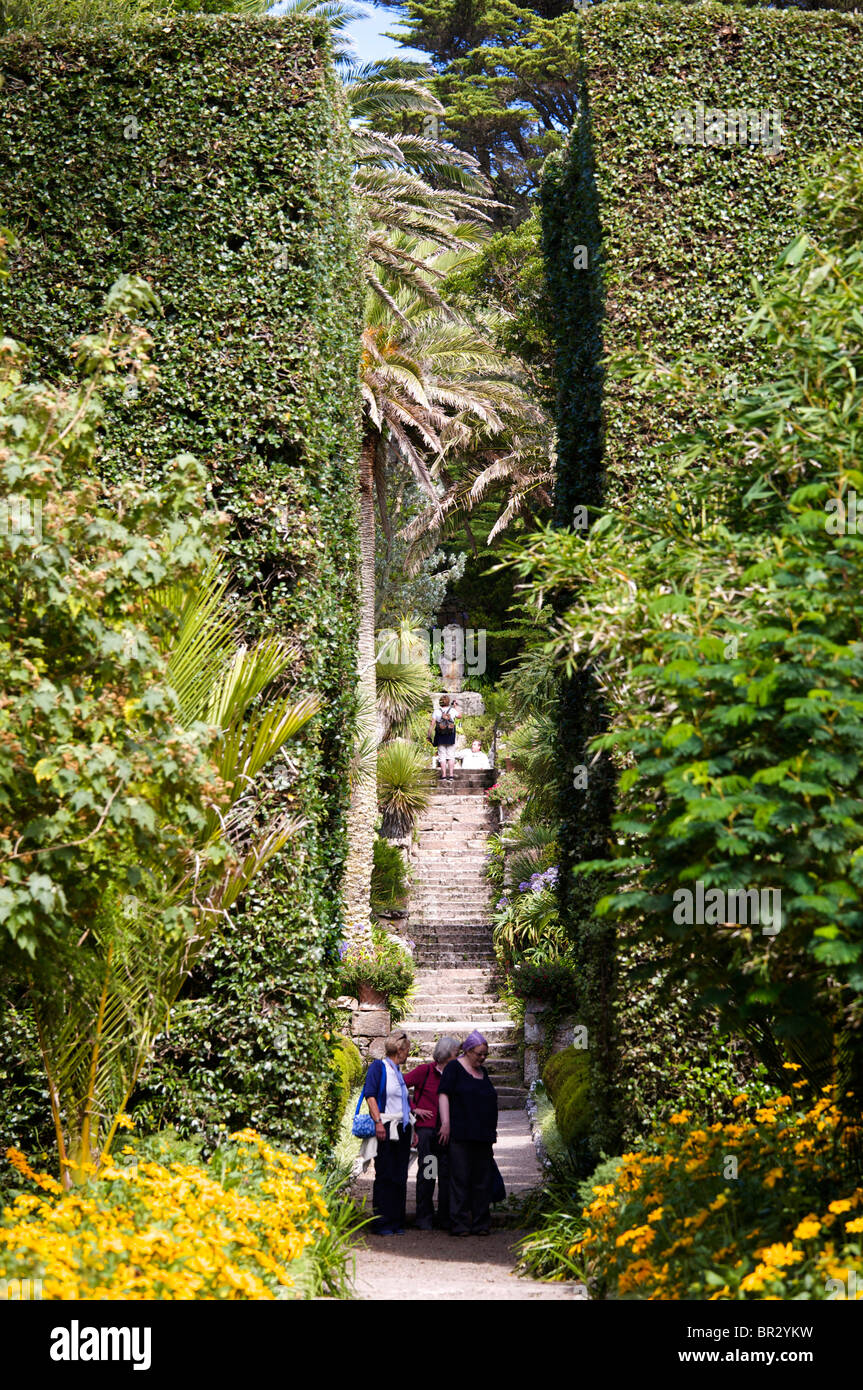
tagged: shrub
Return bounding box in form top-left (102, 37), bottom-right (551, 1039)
top-left (336, 926), bottom-right (415, 1023)
top-left (371, 837), bottom-right (409, 914)
top-left (540, 0), bottom-right (863, 1165)
top-left (324, 1037), bottom-right (364, 1143)
top-left (0, 1130), bottom-right (338, 1300)
top-left (486, 770), bottom-right (528, 809)
top-left (511, 960), bottom-right (579, 1008)
top-left (543, 1047), bottom-right (591, 1148)
top-left (493, 886), bottom-right (568, 968)
top-left (570, 1078), bottom-right (863, 1299)
top-left (377, 740), bottom-right (431, 837)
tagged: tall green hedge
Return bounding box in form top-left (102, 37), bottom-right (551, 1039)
top-left (0, 15), bottom-right (362, 1156)
top-left (546, 2), bottom-right (863, 509)
top-left (542, 1), bottom-right (863, 1161)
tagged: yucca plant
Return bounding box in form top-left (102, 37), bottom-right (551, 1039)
top-left (377, 739), bottom-right (431, 838)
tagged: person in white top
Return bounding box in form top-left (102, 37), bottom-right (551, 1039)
top-left (460, 740), bottom-right (491, 770)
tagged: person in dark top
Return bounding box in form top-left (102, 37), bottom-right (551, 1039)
top-left (403, 1035), bottom-right (460, 1231)
top-left (437, 1029), bottom-right (498, 1236)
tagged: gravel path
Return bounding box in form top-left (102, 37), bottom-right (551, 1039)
top-left (349, 1110), bottom-right (583, 1301)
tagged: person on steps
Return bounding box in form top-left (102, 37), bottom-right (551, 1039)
top-left (460, 739), bottom-right (491, 770)
top-left (403, 1035), bottom-right (460, 1231)
top-left (437, 1030), bottom-right (498, 1236)
top-left (429, 695), bottom-right (460, 781)
top-left (362, 1030), bottom-right (415, 1236)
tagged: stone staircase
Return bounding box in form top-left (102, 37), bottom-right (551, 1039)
top-left (402, 769), bottom-right (527, 1110)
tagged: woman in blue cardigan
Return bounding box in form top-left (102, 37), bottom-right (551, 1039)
top-left (361, 1029), bottom-right (430, 1235)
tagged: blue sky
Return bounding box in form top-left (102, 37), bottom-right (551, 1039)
top-left (346, 3), bottom-right (427, 66)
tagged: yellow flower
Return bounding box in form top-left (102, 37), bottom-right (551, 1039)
top-left (669, 1111), bottom-right (692, 1125)
top-left (647, 1207), bottom-right (664, 1223)
top-left (829, 1199), bottom-right (853, 1215)
top-left (844, 1217), bottom-right (863, 1234)
top-left (757, 1243), bottom-right (803, 1269)
top-left (731, 1094), bottom-right (748, 1107)
top-left (709, 1194), bottom-right (728, 1212)
top-left (740, 1264), bottom-right (772, 1292)
top-left (782, 1062), bottom-right (802, 1071)
top-left (115, 1114), bottom-right (135, 1131)
top-left (793, 1218), bottom-right (821, 1240)
top-left (763, 1167), bottom-right (784, 1189)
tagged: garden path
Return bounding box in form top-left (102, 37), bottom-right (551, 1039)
top-left (352, 770), bottom-right (578, 1298)
top-left (351, 1112), bottom-right (581, 1300)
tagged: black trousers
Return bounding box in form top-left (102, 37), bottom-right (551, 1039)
top-left (372, 1123), bottom-right (411, 1232)
top-left (416, 1127), bottom-right (450, 1228)
top-left (448, 1139), bottom-right (493, 1235)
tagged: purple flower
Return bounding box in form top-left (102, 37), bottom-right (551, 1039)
top-left (519, 881), bottom-right (529, 892)
top-left (496, 896), bottom-right (509, 910)
top-left (337, 941), bottom-right (349, 960)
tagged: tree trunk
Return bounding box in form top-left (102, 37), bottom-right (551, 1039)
top-left (343, 432), bottom-right (379, 932)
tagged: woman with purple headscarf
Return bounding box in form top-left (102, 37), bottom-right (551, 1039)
top-left (437, 1030), bottom-right (498, 1236)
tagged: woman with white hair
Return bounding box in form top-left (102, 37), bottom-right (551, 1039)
top-left (403, 1035), bottom-right (460, 1231)
top-left (360, 1029), bottom-right (415, 1236)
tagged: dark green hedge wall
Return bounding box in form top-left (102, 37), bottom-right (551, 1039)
top-left (542, 1), bottom-right (863, 1162)
top-left (547, 2), bottom-right (863, 510)
top-left (0, 15), bottom-right (362, 1157)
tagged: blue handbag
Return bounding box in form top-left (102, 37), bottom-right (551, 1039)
top-left (352, 1089), bottom-right (377, 1138)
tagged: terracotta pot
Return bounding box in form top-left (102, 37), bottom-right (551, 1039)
top-left (357, 981), bottom-right (387, 1007)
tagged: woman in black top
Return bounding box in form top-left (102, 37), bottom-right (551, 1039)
top-left (438, 1030), bottom-right (498, 1236)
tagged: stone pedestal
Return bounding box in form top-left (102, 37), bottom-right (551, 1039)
top-left (522, 999), bottom-right (579, 1087)
top-left (349, 1001), bottom-right (392, 1060)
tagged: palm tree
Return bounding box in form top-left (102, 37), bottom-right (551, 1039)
top-left (34, 562), bottom-right (321, 1185)
top-left (344, 274), bottom-right (543, 921)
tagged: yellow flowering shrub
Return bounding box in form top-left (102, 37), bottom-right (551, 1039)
top-left (0, 1130), bottom-right (330, 1300)
top-left (566, 1078), bottom-right (863, 1299)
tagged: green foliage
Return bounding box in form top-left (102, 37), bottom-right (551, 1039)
top-left (530, 146), bottom-right (863, 1108)
top-left (531, 1080), bottom-right (574, 1178)
top-left (380, 0), bottom-right (581, 213)
top-left (535, 1), bottom-right (863, 1163)
top-left (486, 769), bottom-right (527, 809)
top-left (0, 998), bottom-right (54, 1203)
top-left (542, 1046), bottom-right (590, 1149)
top-left (371, 835), bottom-right (409, 913)
top-left (0, 14), bottom-right (362, 1157)
top-left (615, 944), bottom-right (779, 1142)
top-left (511, 960), bottom-right (578, 1008)
top-left (336, 925), bottom-right (415, 1022)
top-left (0, 293), bottom-right (223, 964)
top-left (376, 738), bottom-right (431, 836)
top-left (515, 1153), bottom-right (623, 1282)
top-left (545, 2), bottom-right (863, 514)
top-left (323, 1036), bottom-right (364, 1143)
top-left (493, 885), bottom-right (567, 967)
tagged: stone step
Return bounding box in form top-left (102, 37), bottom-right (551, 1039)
top-left (411, 900), bottom-right (492, 910)
top-left (414, 945), bottom-right (494, 956)
top-left (410, 926), bottom-right (493, 937)
top-left (413, 969), bottom-right (497, 981)
top-left (409, 993), bottom-right (498, 1007)
top-left (406, 1021), bottom-right (518, 1039)
top-left (421, 777), bottom-right (495, 791)
top-left (408, 1043), bottom-right (521, 1062)
top-left (406, 1009), bottom-right (511, 1023)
